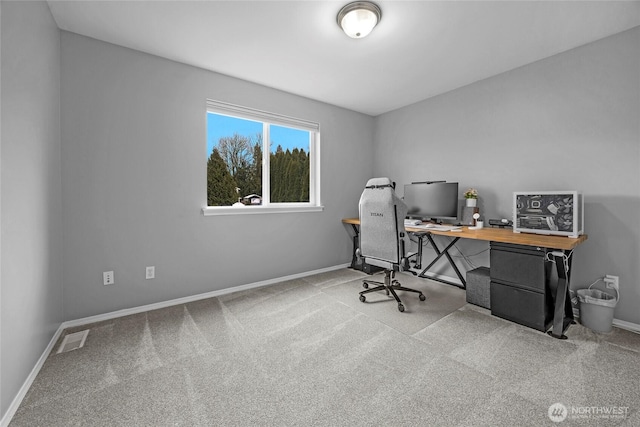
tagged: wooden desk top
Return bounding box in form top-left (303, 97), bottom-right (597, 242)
top-left (342, 218), bottom-right (587, 251)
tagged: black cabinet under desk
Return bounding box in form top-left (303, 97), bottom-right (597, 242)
top-left (489, 242), bottom-right (554, 332)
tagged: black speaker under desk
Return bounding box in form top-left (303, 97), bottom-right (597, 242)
top-left (489, 243), bottom-right (554, 332)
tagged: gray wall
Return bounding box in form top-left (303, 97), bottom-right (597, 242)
top-left (374, 27), bottom-right (640, 325)
top-left (1, 1), bottom-right (63, 418)
top-left (60, 32), bottom-right (373, 320)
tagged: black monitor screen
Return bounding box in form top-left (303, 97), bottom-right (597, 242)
top-left (404, 182), bottom-right (459, 222)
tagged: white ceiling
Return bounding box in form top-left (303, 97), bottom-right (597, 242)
top-left (47, 0), bottom-right (640, 116)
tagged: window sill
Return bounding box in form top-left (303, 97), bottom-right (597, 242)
top-left (202, 205), bottom-right (324, 216)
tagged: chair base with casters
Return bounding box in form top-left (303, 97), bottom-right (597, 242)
top-left (359, 269), bottom-right (426, 312)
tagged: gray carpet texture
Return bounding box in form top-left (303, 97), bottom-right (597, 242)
top-left (10, 268), bottom-right (640, 426)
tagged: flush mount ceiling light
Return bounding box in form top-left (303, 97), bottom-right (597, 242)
top-left (337, 1), bottom-right (382, 39)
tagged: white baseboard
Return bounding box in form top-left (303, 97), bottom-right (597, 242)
top-left (63, 263), bottom-right (349, 328)
top-left (570, 288), bottom-right (640, 334)
top-left (612, 319), bottom-right (640, 334)
top-left (0, 263), bottom-right (349, 427)
top-left (0, 324), bottom-right (66, 427)
top-left (568, 314), bottom-right (640, 335)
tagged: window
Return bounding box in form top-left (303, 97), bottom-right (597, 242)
top-left (204, 100), bottom-right (322, 215)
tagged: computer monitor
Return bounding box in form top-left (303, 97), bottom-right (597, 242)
top-left (403, 182), bottom-right (459, 223)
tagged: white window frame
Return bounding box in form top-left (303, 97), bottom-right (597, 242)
top-left (203, 100), bottom-right (323, 216)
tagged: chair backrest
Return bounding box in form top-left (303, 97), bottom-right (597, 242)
top-left (359, 177), bottom-right (408, 268)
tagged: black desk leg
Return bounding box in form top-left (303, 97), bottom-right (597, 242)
top-left (418, 234), bottom-right (466, 289)
top-left (549, 250), bottom-right (575, 339)
top-left (349, 224), bottom-right (359, 269)
top-left (414, 233), bottom-right (424, 269)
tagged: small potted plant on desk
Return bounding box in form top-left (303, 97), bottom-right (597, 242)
top-left (464, 188), bottom-right (478, 207)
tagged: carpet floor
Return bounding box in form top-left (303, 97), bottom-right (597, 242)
top-left (10, 268), bottom-right (640, 426)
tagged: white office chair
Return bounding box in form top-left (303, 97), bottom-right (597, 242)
top-left (358, 177), bottom-right (426, 312)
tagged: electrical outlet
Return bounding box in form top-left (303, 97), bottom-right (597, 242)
top-left (145, 266), bottom-right (155, 280)
top-left (604, 274), bottom-right (619, 292)
top-left (103, 271), bottom-right (114, 286)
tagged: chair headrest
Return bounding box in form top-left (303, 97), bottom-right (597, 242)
top-left (365, 177), bottom-right (393, 189)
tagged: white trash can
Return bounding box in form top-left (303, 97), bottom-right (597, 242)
top-left (577, 286), bottom-right (618, 333)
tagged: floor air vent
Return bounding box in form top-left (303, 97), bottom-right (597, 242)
top-left (57, 330), bottom-right (89, 354)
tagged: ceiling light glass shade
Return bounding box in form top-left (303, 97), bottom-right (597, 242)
top-left (337, 2), bottom-right (382, 39)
